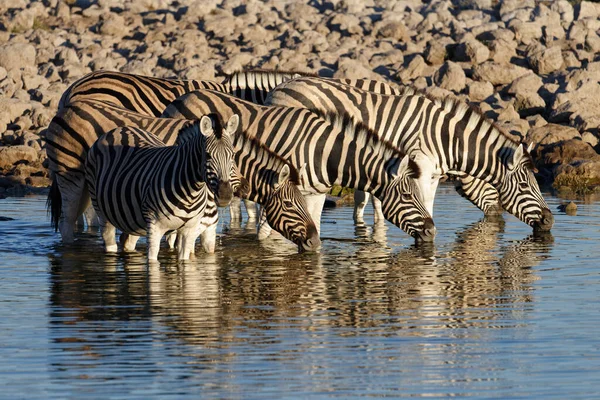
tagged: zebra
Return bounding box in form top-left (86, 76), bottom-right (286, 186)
top-left (46, 99), bottom-right (320, 252)
top-left (85, 116), bottom-right (234, 260)
top-left (56, 69), bottom-right (312, 219)
top-left (45, 99), bottom-right (246, 243)
top-left (161, 89), bottom-right (436, 241)
top-left (266, 76), bottom-right (554, 232)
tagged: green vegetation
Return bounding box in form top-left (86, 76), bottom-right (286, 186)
top-left (553, 175), bottom-right (599, 196)
top-left (328, 185), bottom-right (354, 197)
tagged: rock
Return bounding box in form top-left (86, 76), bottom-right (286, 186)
top-left (551, 0), bottom-right (574, 26)
top-left (396, 55), bottom-right (426, 83)
top-left (334, 58), bottom-right (379, 80)
top-left (527, 44), bottom-right (564, 75)
top-left (576, 1), bottom-right (599, 20)
top-left (582, 132), bottom-right (599, 148)
top-left (473, 62), bottom-right (531, 85)
top-left (527, 124), bottom-right (582, 147)
top-left (509, 20), bottom-right (543, 45)
top-left (433, 61), bottom-right (466, 93)
top-left (328, 13), bottom-right (362, 35)
top-left (0, 146), bottom-right (39, 169)
top-left (454, 39), bottom-right (490, 65)
top-left (377, 21), bottom-right (409, 41)
top-left (467, 81), bottom-right (494, 101)
top-left (489, 38), bottom-right (517, 65)
top-left (424, 38), bottom-right (453, 65)
top-left (542, 138), bottom-right (599, 166)
top-left (0, 99), bottom-right (30, 134)
top-left (506, 73), bottom-right (543, 95)
top-left (98, 13), bottom-right (130, 37)
top-left (514, 92), bottom-right (546, 117)
top-left (0, 43), bottom-right (37, 72)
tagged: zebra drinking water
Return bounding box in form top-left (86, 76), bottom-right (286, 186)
top-left (161, 89), bottom-right (436, 241)
top-left (85, 116), bottom-right (234, 260)
top-left (47, 99), bottom-right (320, 251)
top-left (267, 76), bottom-right (553, 232)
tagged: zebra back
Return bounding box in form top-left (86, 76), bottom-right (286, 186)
top-left (59, 70), bottom-right (227, 116)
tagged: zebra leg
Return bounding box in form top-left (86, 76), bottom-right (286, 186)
top-left (177, 229), bottom-right (198, 260)
top-left (56, 174), bottom-right (85, 243)
top-left (229, 197), bottom-right (242, 220)
top-left (99, 218), bottom-right (118, 253)
top-left (305, 193), bottom-right (327, 235)
top-left (165, 231), bottom-right (177, 249)
top-left (123, 234), bottom-right (140, 252)
top-left (83, 205), bottom-right (99, 228)
top-left (245, 199), bottom-right (258, 219)
top-left (147, 223), bottom-right (167, 261)
top-left (371, 196), bottom-right (385, 223)
top-left (200, 222), bottom-right (218, 253)
top-left (353, 190), bottom-right (369, 222)
top-left (257, 209), bottom-right (273, 240)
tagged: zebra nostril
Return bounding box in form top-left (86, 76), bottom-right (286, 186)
top-left (216, 181), bottom-right (233, 206)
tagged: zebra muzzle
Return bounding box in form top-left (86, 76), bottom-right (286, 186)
top-left (533, 208), bottom-right (554, 232)
top-left (299, 223), bottom-right (321, 252)
top-left (415, 217), bottom-right (436, 242)
top-left (215, 181), bottom-right (233, 207)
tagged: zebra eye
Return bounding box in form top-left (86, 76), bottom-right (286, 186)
top-left (401, 193), bottom-right (411, 202)
top-left (283, 200), bottom-right (294, 209)
top-left (519, 182), bottom-right (529, 190)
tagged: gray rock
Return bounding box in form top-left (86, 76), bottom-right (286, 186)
top-left (377, 21), bottom-right (408, 41)
top-left (434, 61), bottom-right (466, 93)
top-left (551, 0), bottom-right (574, 26)
top-left (473, 62), bottom-right (531, 85)
top-left (0, 43), bottom-right (36, 72)
top-left (509, 20), bottom-right (543, 45)
top-left (329, 13), bottom-right (362, 35)
top-left (98, 13), bottom-right (130, 37)
top-left (490, 38), bottom-right (517, 65)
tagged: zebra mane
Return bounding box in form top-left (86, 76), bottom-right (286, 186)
top-left (315, 110), bottom-right (422, 178)
top-left (238, 130), bottom-right (301, 185)
top-left (433, 95), bottom-right (522, 146)
top-left (224, 68), bottom-right (319, 80)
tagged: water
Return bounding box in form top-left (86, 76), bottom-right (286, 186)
top-left (1, 183), bottom-right (599, 399)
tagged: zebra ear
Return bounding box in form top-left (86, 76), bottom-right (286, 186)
top-left (199, 116), bottom-right (214, 138)
top-left (509, 145), bottom-right (524, 170)
top-left (225, 114), bottom-right (240, 136)
top-left (276, 164), bottom-right (291, 188)
top-left (527, 142), bottom-right (534, 154)
top-left (392, 156), bottom-right (419, 179)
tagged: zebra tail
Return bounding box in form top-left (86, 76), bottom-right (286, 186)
top-left (47, 180), bottom-right (61, 232)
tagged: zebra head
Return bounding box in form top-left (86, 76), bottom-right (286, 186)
top-left (263, 163), bottom-right (321, 252)
top-left (499, 143), bottom-right (553, 232)
top-left (380, 156), bottom-right (436, 242)
top-left (201, 114), bottom-right (238, 207)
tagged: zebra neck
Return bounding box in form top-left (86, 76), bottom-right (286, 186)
top-left (434, 104), bottom-right (516, 187)
top-left (174, 135), bottom-right (206, 194)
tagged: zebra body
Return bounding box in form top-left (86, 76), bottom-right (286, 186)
top-left (45, 99), bottom-right (244, 243)
top-left (267, 77), bottom-right (553, 231)
top-left (85, 117), bottom-right (231, 260)
top-left (161, 89), bottom-right (436, 241)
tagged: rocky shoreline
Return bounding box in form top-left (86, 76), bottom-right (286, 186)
top-left (0, 0), bottom-right (599, 199)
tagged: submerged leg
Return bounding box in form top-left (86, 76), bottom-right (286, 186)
top-left (200, 222), bottom-right (218, 253)
top-left (371, 196), bottom-right (384, 223)
top-left (229, 197), bottom-right (242, 221)
top-left (353, 190), bottom-right (369, 222)
top-left (244, 199), bottom-right (258, 220)
top-left (99, 217), bottom-right (118, 253)
top-left (123, 234), bottom-right (140, 252)
top-left (147, 223), bottom-right (167, 261)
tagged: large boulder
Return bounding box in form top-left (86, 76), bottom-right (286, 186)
top-left (473, 62), bottom-right (531, 85)
top-left (526, 44), bottom-right (564, 75)
top-left (0, 43), bottom-right (36, 72)
top-left (433, 61), bottom-right (466, 93)
top-left (0, 146), bottom-right (39, 170)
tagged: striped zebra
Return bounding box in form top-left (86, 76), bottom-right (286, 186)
top-left (58, 69), bottom-right (314, 114)
top-left (45, 99), bottom-right (245, 243)
top-left (46, 99), bottom-right (320, 251)
top-left (56, 69), bottom-right (311, 219)
top-left (161, 89), bottom-right (436, 241)
top-left (85, 116), bottom-right (234, 260)
top-left (266, 77), bottom-right (553, 232)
